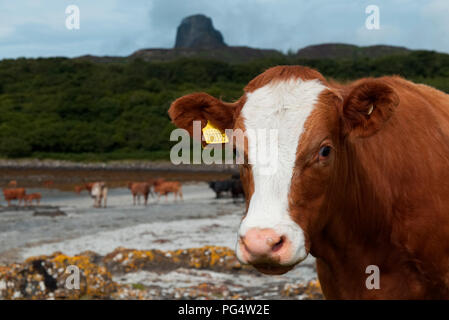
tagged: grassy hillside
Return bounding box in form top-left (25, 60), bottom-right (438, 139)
top-left (0, 50), bottom-right (448, 161)
top-left (296, 43), bottom-right (410, 59)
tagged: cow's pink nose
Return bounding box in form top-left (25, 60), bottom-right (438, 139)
top-left (239, 228), bottom-right (288, 263)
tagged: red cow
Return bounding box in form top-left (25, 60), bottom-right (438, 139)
top-left (43, 180), bottom-right (54, 188)
top-left (168, 65), bottom-right (449, 299)
top-left (24, 193), bottom-right (41, 206)
top-left (8, 180), bottom-right (17, 187)
top-left (3, 188), bottom-right (26, 206)
top-left (153, 180), bottom-right (183, 201)
top-left (74, 183), bottom-right (94, 194)
top-left (127, 182), bottom-right (152, 206)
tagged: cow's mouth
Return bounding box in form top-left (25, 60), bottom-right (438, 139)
top-left (252, 263), bottom-right (295, 275)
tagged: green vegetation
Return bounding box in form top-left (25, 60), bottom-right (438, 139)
top-left (131, 283), bottom-right (146, 290)
top-left (0, 50), bottom-right (448, 160)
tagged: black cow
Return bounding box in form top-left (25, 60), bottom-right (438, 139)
top-left (209, 176), bottom-right (245, 200)
top-left (231, 179), bottom-right (244, 199)
top-left (209, 180), bottom-right (233, 198)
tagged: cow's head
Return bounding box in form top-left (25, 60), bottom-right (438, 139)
top-left (168, 66), bottom-right (399, 275)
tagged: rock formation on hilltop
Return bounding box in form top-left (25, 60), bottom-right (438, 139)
top-left (126, 13), bottom-right (281, 63)
top-left (175, 14), bottom-right (226, 49)
top-left (77, 15), bottom-right (421, 64)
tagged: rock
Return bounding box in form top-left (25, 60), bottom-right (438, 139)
top-left (175, 14), bottom-right (226, 49)
top-left (0, 247), bottom-right (324, 300)
top-left (103, 246), bottom-right (253, 274)
top-left (0, 252), bottom-right (118, 299)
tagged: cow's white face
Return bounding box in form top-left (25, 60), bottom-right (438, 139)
top-left (235, 78), bottom-right (327, 273)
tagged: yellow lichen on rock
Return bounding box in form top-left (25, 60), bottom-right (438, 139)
top-left (0, 246), bottom-right (323, 300)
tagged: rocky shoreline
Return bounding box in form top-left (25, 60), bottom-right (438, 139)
top-left (0, 160), bottom-right (238, 189)
top-left (0, 246), bottom-right (323, 300)
top-left (0, 159), bottom-right (238, 173)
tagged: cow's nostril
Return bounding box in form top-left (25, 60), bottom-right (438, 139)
top-left (271, 236), bottom-right (285, 252)
top-left (240, 229), bottom-right (288, 259)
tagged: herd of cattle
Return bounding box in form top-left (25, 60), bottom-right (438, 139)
top-left (1, 176), bottom-right (244, 208)
top-left (73, 178), bottom-right (186, 207)
top-left (2, 180), bottom-right (42, 206)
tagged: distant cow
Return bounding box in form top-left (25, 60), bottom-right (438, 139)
top-left (3, 188), bottom-right (26, 206)
top-left (7, 180), bottom-right (17, 187)
top-left (231, 179), bottom-right (244, 199)
top-left (74, 183), bottom-right (94, 194)
top-left (128, 182), bottom-right (152, 206)
top-left (208, 180), bottom-right (233, 198)
top-left (43, 180), bottom-right (54, 188)
top-left (153, 180), bottom-right (183, 201)
top-left (209, 179), bottom-right (245, 199)
top-left (150, 178), bottom-right (165, 186)
top-left (90, 182), bottom-right (108, 208)
top-left (24, 193), bottom-right (41, 206)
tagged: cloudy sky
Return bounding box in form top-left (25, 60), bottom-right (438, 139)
top-left (0, 0), bottom-right (448, 59)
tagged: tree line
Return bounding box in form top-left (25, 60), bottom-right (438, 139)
top-left (0, 50), bottom-right (448, 160)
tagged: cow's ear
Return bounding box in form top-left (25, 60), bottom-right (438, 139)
top-left (341, 80), bottom-right (399, 138)
top-left (168, 92), bottom-right (237, 137)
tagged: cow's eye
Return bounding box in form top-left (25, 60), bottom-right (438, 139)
top-left (319, 145), bottom-right (331, 158)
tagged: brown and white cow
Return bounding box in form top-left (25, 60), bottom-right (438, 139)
top-left (168, 65), bottom-right (449, 299)
top-left (90, 182), bottom-right (108, 208)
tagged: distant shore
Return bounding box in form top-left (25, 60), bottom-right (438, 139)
top-left (0, 159), bottom-right (238, 189)
top-left (0, 159), bottom-right (238, 173)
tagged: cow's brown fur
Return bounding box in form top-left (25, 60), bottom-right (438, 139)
top-left (8, 180), bottom-right (17, 187)
top-left (128, 182), bottom-right (152, 206)
top-left (168, 65), bottom-right (449, 299)
top-left (43, 180), bottom-right (54, 188)
top-left (24, 193), bottom-right (41, 206)
top-left (3, 188), bottom-right (26, 206)
top-left (153, 179), bottom-right (183, 201)
top-left (74, 183), bottom-right (94, 194)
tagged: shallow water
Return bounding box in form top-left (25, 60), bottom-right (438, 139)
top-left (0, 183), bottom-right (243, 260)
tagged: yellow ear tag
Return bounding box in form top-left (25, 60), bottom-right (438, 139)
top-left (202, 121), bottom-right (229, 144)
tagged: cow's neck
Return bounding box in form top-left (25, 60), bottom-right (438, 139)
top-left (310, 134), bottom-right (449, 298)
top-left (310, 139), bottom-right (416, 298)
top-left (321, 138), bottom-right (395, 244)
